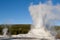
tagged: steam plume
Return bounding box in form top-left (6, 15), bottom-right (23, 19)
top-left (29, 0), bottom-right (60, 28)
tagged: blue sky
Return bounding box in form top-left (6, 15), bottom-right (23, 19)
top-left (0, 0), bottom-right (60, 25)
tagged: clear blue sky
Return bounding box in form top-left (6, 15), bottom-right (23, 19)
top-left (0, 0), bottom-right (60, 25)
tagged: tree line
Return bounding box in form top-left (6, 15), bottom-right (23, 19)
top-left (0, 24), bottom-right (60, 39)
top-left (0, 24), bottom-right (31, 35)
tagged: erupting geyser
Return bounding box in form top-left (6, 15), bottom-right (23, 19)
top-left (3, 26), bottom-right (8, 37)
top-left (27, 0), bottom-right (60, 40)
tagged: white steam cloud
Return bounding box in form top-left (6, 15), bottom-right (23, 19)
top-left (29, 0), bottom-right (60, 29)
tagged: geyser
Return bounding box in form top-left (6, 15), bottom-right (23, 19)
top-left (2, 26), bottom-right (8, 37)
top-left (28, 0), bottom-right (60, 40)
